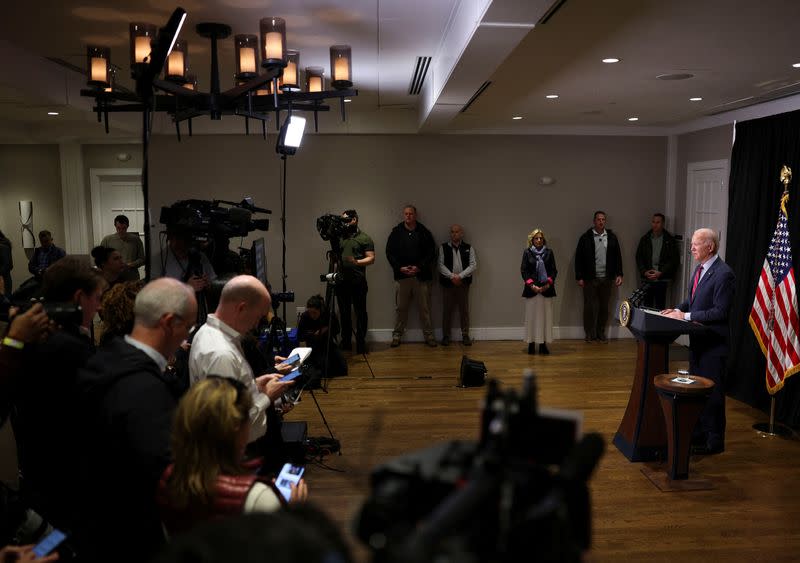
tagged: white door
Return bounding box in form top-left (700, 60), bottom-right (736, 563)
top-left (678, 159), bottom-right (728, 345)
top-left (89, 169), bottom-right (144, 275)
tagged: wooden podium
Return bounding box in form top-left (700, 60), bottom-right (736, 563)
top-left (613, 306), bottom-right (708, 462)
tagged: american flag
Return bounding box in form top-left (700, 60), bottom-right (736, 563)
top-left (749, 190), bottom-right (800, 394)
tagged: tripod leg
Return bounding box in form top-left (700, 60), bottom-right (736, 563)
top-left (308, 389), bottom-right (340, 454)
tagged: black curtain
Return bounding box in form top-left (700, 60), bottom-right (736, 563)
top-left (726, 109), bottom-right (800, 429)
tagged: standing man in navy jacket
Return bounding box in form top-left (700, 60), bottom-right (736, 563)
top-left (663, 228), bottom-right (734, 455)
top-left (385, 205), bottom-right (437, 347)
top-left (575, 211), bottom-right (623, 342)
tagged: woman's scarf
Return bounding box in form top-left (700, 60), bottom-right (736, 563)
top-left (531, 245), bottom-right (548, 285)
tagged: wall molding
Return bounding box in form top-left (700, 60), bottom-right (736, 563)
top-left (366, 325), bottom-right (636, 343)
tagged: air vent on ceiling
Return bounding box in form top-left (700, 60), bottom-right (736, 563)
top-left (538, 0), bottom-right (568, 24)
top-left (408, 56), bottom-right (432, 95)
top-left (460, 81), bottom-right (492, 113)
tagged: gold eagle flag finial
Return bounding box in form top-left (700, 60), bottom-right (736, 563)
top-left (780, 165), bottom-right (792, 216)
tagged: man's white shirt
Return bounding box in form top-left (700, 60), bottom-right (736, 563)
top-left (189, 314), bottom-right (270, 442)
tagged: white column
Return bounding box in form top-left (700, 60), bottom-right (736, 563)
top-left (59, 142), bottom-right (91, 254)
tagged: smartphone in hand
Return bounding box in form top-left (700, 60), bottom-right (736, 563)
top-left (275, 462), bottom-right (305, 501)
top-left (32, 529), bottom-right (67, 557)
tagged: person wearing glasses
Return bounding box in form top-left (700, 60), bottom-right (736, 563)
top-left (157, 376), bottom-right (308, 536)
top-left (74, 277), bottom-right (198, 562)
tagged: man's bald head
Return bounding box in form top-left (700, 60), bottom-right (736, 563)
top-left (216, 275), bottom-right (271, 334)
top-left (219, 275), bottom-right (270, 307)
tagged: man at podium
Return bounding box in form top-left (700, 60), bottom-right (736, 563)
top-left (662, 228), bottom-right (735, 455)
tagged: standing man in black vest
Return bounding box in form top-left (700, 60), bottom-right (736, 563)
top-left (438, 224), bottom-right (477, 346)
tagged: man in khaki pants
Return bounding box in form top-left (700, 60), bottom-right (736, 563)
top-left (385, 205), bottom-right (437, 347)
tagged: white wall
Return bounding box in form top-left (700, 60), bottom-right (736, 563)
top-left (0, 145), bottom-right (64, 293)
top-left (148, 133), bottom-right (667, 339)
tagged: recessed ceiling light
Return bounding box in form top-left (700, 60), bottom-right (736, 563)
top-left (545, 94), bottom-right (559, 99)
top-left (602, 58), bottom-right (620, 64)
top-left (47, 111), bottom-right (59, 116)
top-left (512, 116), bottom-right (523, 120)
top-left (689, 97), bottom-right (703, 102)
top-left (627, 117), bottom-right (639, 122)
top-left (793, 63), bottom-right (800, 68)
top-left (343, 98), bottom-right (352, 103)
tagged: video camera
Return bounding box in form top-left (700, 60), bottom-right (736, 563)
top-left (160, 198), bottom-right (271, 238)
top-left (356, 373), bottom-right (604, 563)
top-left (315, 214), bottom-right (349, 241)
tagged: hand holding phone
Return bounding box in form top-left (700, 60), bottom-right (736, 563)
top-left (32, 528), bottom-right (67, 558)
top-left (275, 463), bottom-right (305, 502)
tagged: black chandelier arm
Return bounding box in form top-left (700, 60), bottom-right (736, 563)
top-left (234, 110), bottom-right (270, 123)
top-left (152, 78), bottom-right (203, 97)
top-left (82, 88), bottom-right (356, 118)
top-left (221, 71), bottom-right (281, 100)
top-left (80, 89), bottom-right (142, 103)
top-left (91, 103), bottom-right (148, 113)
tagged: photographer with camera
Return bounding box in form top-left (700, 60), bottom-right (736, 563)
top-left (1, 304), bottom-right (52, 426)
top-left (10, 257), bottom-right (104, 532)
top-left (337, 210), bottom-right (374, 354)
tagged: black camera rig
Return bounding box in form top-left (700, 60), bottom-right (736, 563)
top-left (315, 214), bottom-right (349, 242)
top-left (356, 373), bottom-right (605, 563)
top-left (160, 198), bottom-right (271, 238)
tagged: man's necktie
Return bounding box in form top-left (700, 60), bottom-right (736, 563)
top-left (691, 265), bottom-right (702, 299)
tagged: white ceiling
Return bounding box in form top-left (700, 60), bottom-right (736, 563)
top-left (2, 0), bottom-right (800, 142)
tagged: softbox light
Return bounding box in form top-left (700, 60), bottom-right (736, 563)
top-left (459, 355), bottom-right (487, 387)
top-left (276, 115), bottom-right (306, 155)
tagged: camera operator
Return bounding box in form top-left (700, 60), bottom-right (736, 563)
top-left (10, 257), bottom-right (104, 531)
top-left (162, 228), bottom-right (217, 318)
top-left (337, 210), bottom-right (375, 354)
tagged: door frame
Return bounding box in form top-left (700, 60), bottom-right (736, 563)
top-left (89, 168), bottom-right (143, 245)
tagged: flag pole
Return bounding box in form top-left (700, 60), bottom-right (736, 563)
top-left (753, 397), bottom-right (792, 437)
top-left (752, 165), bottom-right (795, 439)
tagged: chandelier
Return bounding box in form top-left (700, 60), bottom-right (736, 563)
top-left (81, 8), bottom-right (357, 138)
top-left (79, 8), bottom-right (357, 281)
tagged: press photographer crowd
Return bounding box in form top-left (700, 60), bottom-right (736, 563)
top-left (0, 200), bottom-right (603, 563)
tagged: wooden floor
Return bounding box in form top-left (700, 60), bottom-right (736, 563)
top-left (291, 339), bottom-right (800, 563)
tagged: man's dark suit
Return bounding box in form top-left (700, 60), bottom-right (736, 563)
top-left (676, 256), bottom-right (735, 451)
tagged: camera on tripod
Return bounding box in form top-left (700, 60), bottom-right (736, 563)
top-left (356, 373), bottom-right (604, 562)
